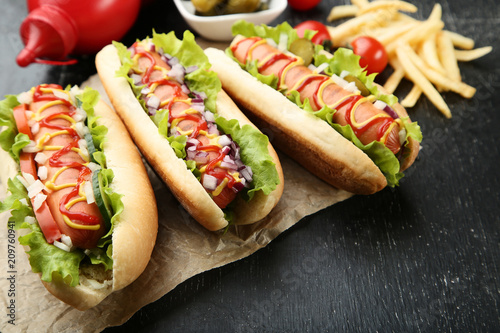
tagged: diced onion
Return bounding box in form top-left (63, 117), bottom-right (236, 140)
top-left (185, 65), bottom-right (198, 73)
top-left (218, 135), bottom-right (231, 147)
top-left (340, 70), bottom-right (350, 79)
top-left (330, 74), bottom-right (349, 88)
top-left (344, 81), bottom-right (360, 94)
top-left (141, 87), bottom-right (151, 95)
top-left (146, 95), bottom-right (161, 109)
top-left (181, 84), bottom-right (190, 94)
top-left (27, 179), bottom-right (47, 199)
top-left (27, 118), bottom-right (37, 127)
top-left (194, 152), bottom-right (209, 164)
top-left (186, 137), bottom-right (200, 148)
top-left (22, 140), bottom-right (40, 153)
top-left (202, 174), bottom-right (218, 191)
top-left (84, 181), bottom-right (95, 204)
top-left (266, 38), bottom-right (278, 48)
top-left (204, 111), bottom-right (215, 123)
top-left (34, 152), bottom-right (48, 164)
top-left (32, 192), bottom-right (47, 211)
top-left (16, 175), bottom-right (29, 189)
top-left (399, 129), bottom-right (407, 145)
top-left (53, 89), bottom-right (69, 101)
top-left (74, 122), bottom-right (88, 138)
top-left (315, 62), bottom-right (329, 74)
top-left (37, 166), bottom-right (48, 180)
top-left (167, 63), bottom-right (186, 83)
top-left (239, 166), bottom-right (253, 183)
top-left (168, 56), bottom-right (180, 67)
top-left (25, 216), bottom-right (36, 225)
top-left (61, 234), bottom-right (74, 248)
top-left (373, 100), bottom-right (387, 110)
top-left (278, 33), bottom-right (288, 52)
top-left (53, 240), bottom-right (72, 252)
top-left (131, 73), bottom-right (142, 85)
top-left (17, 92), bottom-right (32, 104)
top-left (69, 86), bottom-right (82, 103)
top-left (221, 161), bottom-right (238, 170)
top-left (87, 162), bottom-right (101, 172)
top-left (21, 172), bottom-right (35, 187)
top-left (78, 139), bottom-right (87, 149)
top-left (191, 103), bottom-right (205, 113)
top-left (30, 122), bottom-right (40, 135)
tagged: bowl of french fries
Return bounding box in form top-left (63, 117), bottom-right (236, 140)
top-left (326, 0), bottom-right (492, 118)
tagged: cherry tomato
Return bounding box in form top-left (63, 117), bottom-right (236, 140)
top-left (287, 0), bottom-right (321, 11)
top-left (294, 20), bottom-right (331, 46)
top-left (350, 36), bottom-right (388, 75)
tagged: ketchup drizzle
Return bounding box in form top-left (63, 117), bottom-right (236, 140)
top-left (34, 84), bottom-right (102, 229)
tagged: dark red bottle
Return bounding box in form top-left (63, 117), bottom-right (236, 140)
top-left (17, 0), bottom-right (141, 67)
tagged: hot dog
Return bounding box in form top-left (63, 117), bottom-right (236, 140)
top-left (95, 30), bottom-right (284, 231)
top-left (0, 84), bottom-right (157, 310)
top-left (204, 21), bottom-right (423, 194)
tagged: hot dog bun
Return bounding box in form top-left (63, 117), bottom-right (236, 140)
top-left (95, 39), bottom-right (283, 231)
top-left (0, 96), bottom-right (157, 310)
top-left (204, 46), bottom-right (387, 194)
top-left (204, 30), bottom-right (421, 194)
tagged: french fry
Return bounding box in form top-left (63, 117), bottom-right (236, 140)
top-left (396, 45), bottom-right (451, 118)
top-left (385, 19), bottom-right (444, 55)
top-left (419, 33), bottom-right (447, 76)
top-left (454, 46), bottom-right (492, 61)
top-left (444, 30), bottom-right (474, 50)
top-left (436, 31), bottom-right (461, 82)
top-left (351, 0), bottom-right (370, 8)
top-left (327, 13), bottom-right (379, 45)
top-left (327, 5), bottom-right (358, 22)
top-left (401, 44), bottom-right (476, 98)
top-left (375, 20), bottom-right (418, 45)
top-left (357, 0), bottom-right (418, 15)
top-left (401, 85), bottom-right (422, 108)
top-left (384, 65), bottom-right (406, 93)
top-left (326, 0), bottom-right (492, 118)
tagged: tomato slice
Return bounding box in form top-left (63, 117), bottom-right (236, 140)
top-left (30, 199), bottom-right (62, 244)
top-left (13, 104), bottom-right (33, 139)
top-left (13, 104), bottom-right (62, 244)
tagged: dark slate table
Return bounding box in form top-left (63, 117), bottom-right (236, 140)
top-left (2, 0), bottom-right (499, 332)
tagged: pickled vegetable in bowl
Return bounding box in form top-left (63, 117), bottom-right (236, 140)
top-left (192, 0), bottom-right (268, 16)
top-left (173, 0), bottom-right (287, 41)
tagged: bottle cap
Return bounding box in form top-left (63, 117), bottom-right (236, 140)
top-left (16, 5), bottom-right (78, 67)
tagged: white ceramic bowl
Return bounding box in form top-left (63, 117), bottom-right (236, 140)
top-left (173, 0), bottom-right (287, 41)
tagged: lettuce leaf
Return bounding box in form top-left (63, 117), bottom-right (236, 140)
top-left (0, 86), bottom-right (122, 286)
top-left (229, 20), bottom-right (423, 186)
top-left (215, 116), bottom-right (280, 199)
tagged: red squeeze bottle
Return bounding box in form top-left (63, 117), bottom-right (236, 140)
top-left (17, 0), bottom-right (142, 67)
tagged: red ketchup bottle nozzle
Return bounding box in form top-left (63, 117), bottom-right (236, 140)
top-left (16, 6), bottom-right (78, 67)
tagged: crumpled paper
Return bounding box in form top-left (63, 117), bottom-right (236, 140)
top-left (0, 50), bottom-right (353, 333)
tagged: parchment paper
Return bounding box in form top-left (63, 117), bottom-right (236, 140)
top-left (0, 44), bottom-right (354, 333)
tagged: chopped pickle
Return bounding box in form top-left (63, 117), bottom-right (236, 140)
top-left (289, 38), bottom-right (315, 66)
top-left (344, 74), bottom-right (371, 96)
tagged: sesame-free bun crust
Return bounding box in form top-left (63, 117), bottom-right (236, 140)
top-left (95, 44), bottom-right (283, 230)
top-left (1, 98), bottom-right (157, 310)
top-left (204, 47), bottom-right (388, 195)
